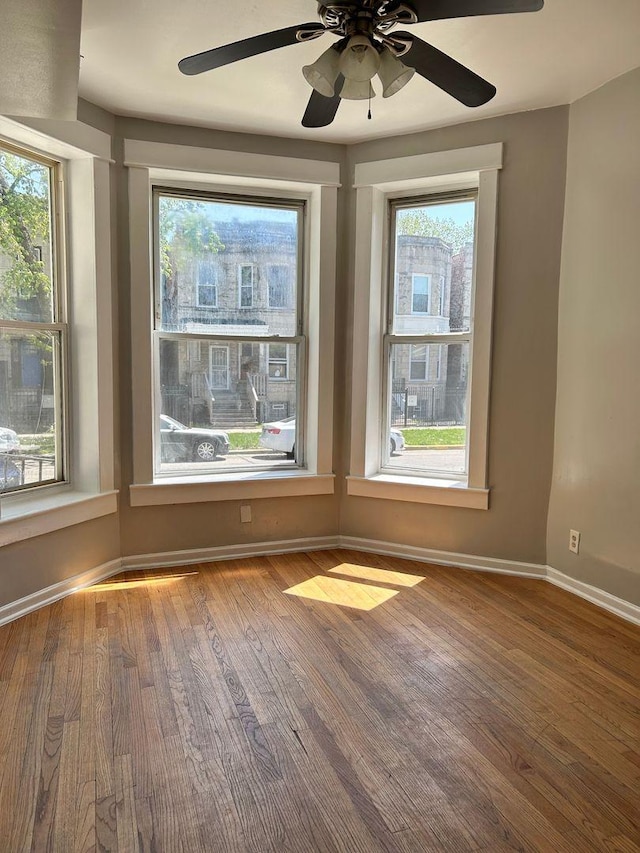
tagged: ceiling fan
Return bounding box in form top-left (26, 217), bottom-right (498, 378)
top-left (178, 0), bottom-right (544, 128)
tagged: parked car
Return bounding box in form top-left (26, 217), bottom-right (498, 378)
top-left (0, 427), bottom-right (19, 454)
top-left (259, 416), bottom-right (297, 458)
top-left (259, 417), bottom-right (405, 458)
top-left (389, 428), bottom-right (405, 455)
top-left (160, 415), bottom-right (230, 462)
top-left (0, 456), bottom-right (22, 490)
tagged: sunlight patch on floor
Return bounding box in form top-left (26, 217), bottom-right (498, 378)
top-left (284, 576), bottom-right (398, 611)
top-left (328, 563), bottom-right (424, 588)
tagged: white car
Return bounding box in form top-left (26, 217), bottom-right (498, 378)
top-left (259, 416), bottom-right (296, 458)
top-left (259, 417), bottom-right (405, 458)
top-left (0, 427), bottom-right (20, 454)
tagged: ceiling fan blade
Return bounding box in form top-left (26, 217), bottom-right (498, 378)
top-left (179, 23), bottom-right (325, 75)
top-left (301, 76), bottom-right (344, 128)
top-left (405, 0), bottom-right (543, 23)
top-left (393, 32), bottom-right (496, 107)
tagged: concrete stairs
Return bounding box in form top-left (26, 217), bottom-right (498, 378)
top-left (210, 388), bottom-right (258, 429)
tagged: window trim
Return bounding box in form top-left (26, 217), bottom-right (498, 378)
top-left (0, 115), bottom-right (117, 542)
top-left (126, 140), bottom-right (339, 504)
top-left (348, 143), bottom-right (501, 509)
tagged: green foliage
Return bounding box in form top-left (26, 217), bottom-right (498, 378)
top-left (396, 209), bottom-right (473, 251)
top-left (400, 427), bottom-right (466, 446)
top-left (159, 196), bottom-right (224, 281)
top-left (0, 151), bottom-right (52, 316)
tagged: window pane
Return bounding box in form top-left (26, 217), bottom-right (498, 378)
top-left (0, 329), bottom-right (61, 492)
top-left (386, 342), bottom-right (468, 475)
top-left (393, 199), bottom-right (475, 335)
top-left (157, 337), bottom-right (298, 474)
top-left (0, 149), bottom-right (54, 323)
top-left (157, 194), bottom-right (299, 336)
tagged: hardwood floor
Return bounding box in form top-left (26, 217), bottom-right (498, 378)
top-left (0, 549), bottom-right (639, 852)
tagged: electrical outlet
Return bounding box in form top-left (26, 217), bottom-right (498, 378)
top-left (569, 529), bottom-right (580, 554)
top-left (240, 504), bottom-right (252, 523)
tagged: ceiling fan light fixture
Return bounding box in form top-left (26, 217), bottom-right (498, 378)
top-left (338, 34), bottom-right (380, 82)
top-left (339, 78), bottom-right (376, 101)
top-left (302, 44), bottom-right (341, 97)
top-left (377, 46), bottom-right (415, 97)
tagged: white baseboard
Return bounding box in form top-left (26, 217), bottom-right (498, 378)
top-left (121, 536), bottom-right (341, 571)
top-left (2, 537), bottom-right (638, 629)
top-left (0, 558), bottom-right (122, 627)
top-left (546, 566), bottom-right (640, 626)
top-left (338, 535), bottom-right (547, 578)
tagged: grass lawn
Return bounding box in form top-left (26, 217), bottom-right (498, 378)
top-left (401, 427), bottom-right (466, 446)
top-left (226, 426), bottom-right (464, 450)
top-left (229, 430), bottom-right (262, 450)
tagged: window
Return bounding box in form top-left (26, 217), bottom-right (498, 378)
top-left (155, 190), bottom-right (303, 475)
top-left (0, 144), bottom-right (64, 493)
top-left (385, 194), bottom-right (475, 479)
top-left (267, 264), bottom-right (291, 308)
top-left (409, 344), bottom-right (428, 380)
top-left (348, 143), bottom-right (501, 509)
top-left (197, 260), bottom-right (217, 307)
top-left (268, 343), bottom-right (289, 379)
top-left (0, 115), bottom-right (116, 543)
top-left (127, 140), bottom-right (338, 505)
top-left (238, 264), bottom-right (254, 308)
top-left (411, 274), bottom-right (430, 314)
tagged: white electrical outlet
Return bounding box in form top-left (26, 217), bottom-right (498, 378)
top-left (240, 504), bottom-right (252, 523)
top-left (569, 529), bottom-right (580, 554)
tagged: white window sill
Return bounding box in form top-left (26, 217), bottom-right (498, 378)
top-left (0, 489), bottom-right (119, 547)
top-left (346, 474), bottom-right (489, 509)
top-left (130, 471), bottom-right (335, 506)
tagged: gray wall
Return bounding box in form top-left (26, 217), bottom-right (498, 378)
top-left (547, 68), bottom-right (640, 604)
top-left (340, 107), bottom-right (569, 566)
top-left (5, 80), bottom-right (638, 610)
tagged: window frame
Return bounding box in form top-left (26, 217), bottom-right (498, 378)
top-left (0, 141), bottom-right (67, 492)
top-left (347, 143), bottom-right (502, 510)
top-left (0, 115), bottom-right (117, 542)
top-left (126, 140), bottom-right (339, 505)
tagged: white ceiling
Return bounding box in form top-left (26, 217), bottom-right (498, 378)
top-left (79, 0), bottom-right (640, 144)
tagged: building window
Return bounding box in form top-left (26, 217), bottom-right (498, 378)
top-left (267, 264), bottom-right (291, 308)
top-left (348, 143), bottom-right (501, 509)
top-left (155, 190), bottom-right (303, 474)
top-left (0, 144), bottom-right (64, 493)
top-left (409, 344), bottom-right (428, 380)
top-left (268, 343), bottom-right (289, 379)
top-left (238, 264), bottom-right (254, 308)
top-left (197, 260), bottom-right (217, 307)
top-left (411, 274), bottom-right (431, 314)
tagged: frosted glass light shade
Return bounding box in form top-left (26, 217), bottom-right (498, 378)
top-left (340, 78), bottom-right (376, 101)
top-left (302, 45), bottom-right (341, 97)
top-left (378, 47), bottom-right (415, 98)
top-left (338, 35), bottom-right (380, 83)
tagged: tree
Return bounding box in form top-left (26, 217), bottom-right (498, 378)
top-left (396, 209), bottom-right (473, 251)
top-left (159, 196), bottom-right (224, 329)
top-left (0, 151), bottom-right (51, 320)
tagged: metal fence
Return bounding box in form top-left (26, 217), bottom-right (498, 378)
top-left (390, 382), bottom-right (466, 427)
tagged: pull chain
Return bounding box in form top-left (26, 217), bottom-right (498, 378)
top-left (367, 87), bottom-right (372, 120)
